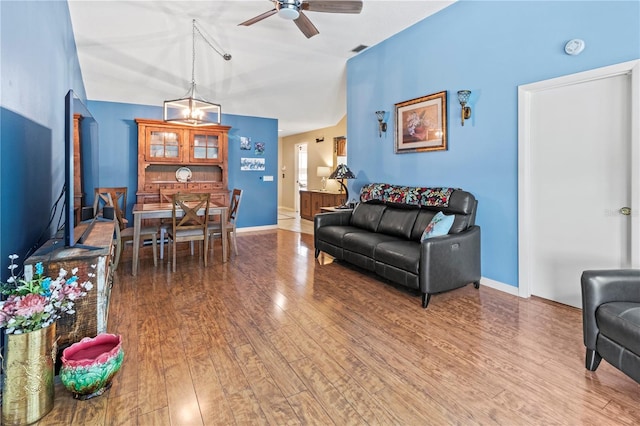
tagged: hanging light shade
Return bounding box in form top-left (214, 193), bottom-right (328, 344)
top-left (163, 92), bottom-right (221, 126)
top-left (164, 19), bottom-right (225, 126)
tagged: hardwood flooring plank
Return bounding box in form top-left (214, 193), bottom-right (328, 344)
top-left (187, 352), bottom-right (236, 426)
top-left (226, 388), bottom-right (269, 425)
top-left (286, 390), bottom-right (334, 426)
top-left (69, 394), bottom-right (108, 426)
top-left (136, 314), bottom-right (168, 416)
top-left (137, 406), bottom-right (171, 426)
top-left (102, 392), bottom-right (139, 426)
top-left (289, 357), bottom-right (365, 425)
top-left (35, 382), bottom-right (77, 425)
top-left (236, 318), bottom-right (308, 397)
top-left (160, 327), bottom-right (204, 426)
top-left (234, 343), bottom-right (301, 424)
top-left (265, 328), bottom-right (306, 364)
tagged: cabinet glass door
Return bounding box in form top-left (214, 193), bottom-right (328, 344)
top-left (191, 133), bottom-right (219, 161)
top-left (148, 130), bottom-right (181, 161)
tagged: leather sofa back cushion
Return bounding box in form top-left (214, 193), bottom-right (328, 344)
top-left (351, 203), bottom-right (387, 232)
top-left (411, 211), bottom-right (437, 240)
top-left (377, 208), bottom-right (420, 239)
top-left (411, 210), bottom-right (468, 239)
top-left (448, 190), bottom-right (476, 215)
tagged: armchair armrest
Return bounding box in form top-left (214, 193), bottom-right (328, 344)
top-left (419, 226), bottom-right (481, 294)
top-left (581, 269), bottom-right (640, 349)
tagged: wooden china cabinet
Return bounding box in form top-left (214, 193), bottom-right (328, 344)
top-left (135, 118), bottom-right (231, 206)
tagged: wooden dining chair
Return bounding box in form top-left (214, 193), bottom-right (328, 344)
top-left (93, 187), bottom-right (128, 222)
top-left (167, 192), bottom-right (210, 272)
top-left (94, 187), bottom-right (158, 270)
top-left (158, 188), bottom-right (199, 258)
top-left (208, 188), bottom-right (242, 259)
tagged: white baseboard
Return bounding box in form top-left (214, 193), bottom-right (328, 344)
top-left (236, 225), bottom-right (278, 233)
top-left (480, 277), bottom-right (519, 296)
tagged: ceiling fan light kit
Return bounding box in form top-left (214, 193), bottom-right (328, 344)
top-left (239, 0), bottom-right (363, 38)
top-left (278, 1), bottom-right (301, 20)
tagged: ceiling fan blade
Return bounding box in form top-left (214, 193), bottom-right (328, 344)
top-left (294, 11), bottom-right (319, 38)
top-left (238, 8), bottom-right (277, 26)
top-left (303, 0), bottom-right (363, 14)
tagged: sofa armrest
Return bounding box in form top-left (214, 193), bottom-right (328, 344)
top-left (581, 269), bottom-right (640, 349)
top-left (419, 225), bottom-right (481, 294)
top-left (314, 211), bottom-right (352, 229)
top-left (314, 211), bottom-right (353, 248)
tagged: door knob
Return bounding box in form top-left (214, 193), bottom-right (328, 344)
top-left (620, 207), bottom-right (631, 216)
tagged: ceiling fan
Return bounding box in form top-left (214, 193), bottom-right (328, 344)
top-left (239, 0), bottom-right (363, 39)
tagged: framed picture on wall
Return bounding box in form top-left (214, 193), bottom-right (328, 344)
top-left (395, 91), bottom-right (447, 154)
top-left (241, 157), bottom-right (265, 171)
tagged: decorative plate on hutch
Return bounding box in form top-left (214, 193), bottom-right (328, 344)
top-left (175, 167), bottom-right (192, 182)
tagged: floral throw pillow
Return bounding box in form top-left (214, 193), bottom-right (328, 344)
top-left (420, 211), bottom-right (455, 242)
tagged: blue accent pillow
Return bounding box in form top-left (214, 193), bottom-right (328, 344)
top-left (420, 211), bottom-right (455, 241)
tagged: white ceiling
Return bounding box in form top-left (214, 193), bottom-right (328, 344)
top-left (68, 1), bottom-right (455, 136)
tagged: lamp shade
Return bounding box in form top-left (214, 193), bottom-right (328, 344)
top-left (316, 166), bottom-right (331, 178)
top-left (163, 96), bottom-right (221, 126)
top-left (329, 164), bottom-right (356, 180)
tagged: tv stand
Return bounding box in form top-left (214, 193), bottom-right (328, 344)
top-left (23, 220), bottom-right (115, 348)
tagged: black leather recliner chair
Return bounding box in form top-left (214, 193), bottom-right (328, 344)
top-left (581, 270), bottom-right (640, 384)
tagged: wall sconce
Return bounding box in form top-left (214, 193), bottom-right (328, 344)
top-left (315, 137), bottom-right (324, 143)
top-left (375, 111), bottom-right (387, 137)
top-left (457, 90), bottom-right (472, 126)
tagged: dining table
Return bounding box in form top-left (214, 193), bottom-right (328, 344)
top-left (131, 202), bottom-right (229, 276)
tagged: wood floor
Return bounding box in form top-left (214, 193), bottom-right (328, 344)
top-left (35, 229), bottom-right (640, 425)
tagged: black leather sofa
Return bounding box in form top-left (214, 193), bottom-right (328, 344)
top-left (314, 184), bottom-right (481, 308)
top-left (581, 270), bottom-right (640, 384)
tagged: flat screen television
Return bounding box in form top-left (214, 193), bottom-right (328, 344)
top-left (64, 90), bottom-right (100, 247)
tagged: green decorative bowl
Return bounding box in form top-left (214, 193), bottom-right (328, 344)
top-left (60, 333), bottom-right (124, 400)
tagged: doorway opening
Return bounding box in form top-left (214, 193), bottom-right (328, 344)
top-left (294, 143), bottom-right (308, 214)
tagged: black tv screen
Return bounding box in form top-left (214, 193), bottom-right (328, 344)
top-left (64, 90), bottom-right (99, 247)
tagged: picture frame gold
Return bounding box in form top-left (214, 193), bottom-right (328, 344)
top-left (395, 91), bottom-right (447, 154)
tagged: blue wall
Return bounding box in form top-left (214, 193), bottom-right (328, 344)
top-left (347, 0), bottom-right (640, 287)
top-left (87, 101), bottom-right (278, 228)
top-left (0, 1), bottom-right (85, 280)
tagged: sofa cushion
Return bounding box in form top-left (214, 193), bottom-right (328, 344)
top-left (350, 203), bottom-right (387, 232)
top-left (597, 302), bottom-right (640, 356)
top-left (343, 232), bottom-right (400, 258)
top-left (421, 211), bottom-right (455, 241)
top-left (377, 208), bottom-right (419, 240)
top-left (411, 210), bottom-right (437, 241)
top-left (315, 225), bottom-right (367, 247)
top-left (374, 240), bottom-right (421, 274)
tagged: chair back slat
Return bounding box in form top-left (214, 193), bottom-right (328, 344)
top-left (160, 188), bottom-right (182, 203)
top-left (94, 187), bottom-right (128, 230)
top-left (172, 193), bottom-right (210, 233)
top-left (228, 189), bottom-right (243, 223)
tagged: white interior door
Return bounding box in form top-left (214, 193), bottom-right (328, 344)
top-left (527, 73), bottom-right (632, 308)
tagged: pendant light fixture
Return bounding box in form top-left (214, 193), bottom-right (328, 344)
top-left (163, 19), bottom-right (231, 126)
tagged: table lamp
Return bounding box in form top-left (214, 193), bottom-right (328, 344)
top-left (329, 164), bottom-right (356, 208)
top-left (317, 166), bottom-right (331, 191)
